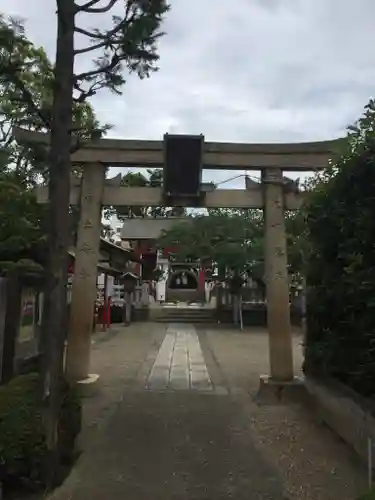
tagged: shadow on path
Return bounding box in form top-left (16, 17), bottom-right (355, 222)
top-left (50, 391), bottom-right (287, 500)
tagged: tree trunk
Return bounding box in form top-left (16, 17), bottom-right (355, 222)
top-left (39, 0), bottom-right (75, 489)
top-left (1, 271), bottom-right (22, 384)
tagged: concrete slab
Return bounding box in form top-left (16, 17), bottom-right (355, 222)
top-left (147, 333), bottom-right (175, 390)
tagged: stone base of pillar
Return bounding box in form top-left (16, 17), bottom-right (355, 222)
top-left (75, 373), bottom-right (100, 397)
top-left (255, 374), bottom-right (308, 405)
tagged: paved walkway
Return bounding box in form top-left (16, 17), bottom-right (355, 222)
top-left (147, 324), bottom-right (212, 391)
top-left (49, 323), bottom-right (367, 500)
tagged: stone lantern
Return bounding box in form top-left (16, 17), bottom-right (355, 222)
top-left (121, 272), bottom-right (138, 325)
top-left (122, 272), bottom-right (138, 292)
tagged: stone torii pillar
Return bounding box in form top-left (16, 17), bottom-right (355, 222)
top-left (65, 163), bottom-right (105, 382)
top-left (262, 167), bottom-right (294, 382)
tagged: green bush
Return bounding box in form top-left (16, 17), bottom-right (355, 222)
top-left (303, 110), bottom-right (375, 397)
top-left (0, 373), bottom-right (81, 491)
top-left (60, 377), bottom-right (82, 464)
top-left (357, 488), bottom-right (375, 500)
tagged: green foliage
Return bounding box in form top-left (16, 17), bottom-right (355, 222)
top-left (0, 171), bottom-right (45, 271)
top-left (157, 207), bottom-right (304, 285)
top-left (157, 210), bottom-right (264, 280)
top-left (0, 14), bottom-right (108, 184)
top-left (357, 489), bottom-right (375, 500)
top-left (347, 98), bottom-right (375, 150)
top-left (74, 0), bottom-right (170, 98)
top-left (284, 210), bottom-right (306, 275)
top-left (303, 100), bottom-right (375, 396)
top-left (0, 373), bottom-right (81, 490)
top-left (105, 169), bottom-right (186, 220)
top-left (157, 206), bottom-right (306, 294)
top-left (59, 380), bottom-right (82, 465)
top-left (0, 16), bottom-right (107, 268)
top-left (0, 373), bottom-right (45, 487)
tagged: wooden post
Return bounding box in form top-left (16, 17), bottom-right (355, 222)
top-left (65, 163), bottom-right (105, 382)
top-left (102, 273), bottom-right (108, 332)
top-left (262, 168), bottom-right (294, 382)
top-left (107, 296), bottom-right (111, 329)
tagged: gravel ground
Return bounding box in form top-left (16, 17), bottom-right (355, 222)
top-left (205, 326), bottom-right (368, 500)
top-left (246, 403), bottom-right (366, 500)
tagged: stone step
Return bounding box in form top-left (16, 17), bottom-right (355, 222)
top-left (154, 319), bottom-right (215, 323)
top-left (155, 313), bottom-right (214, 318)
top-left (152, 307), bottom-right (215, 323)
top-left (159, 311), bottom-right (214, 316)
top-left (155, 311), bottom-right (214, 316)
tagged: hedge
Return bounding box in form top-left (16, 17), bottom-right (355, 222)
top-left (303, 133), bottom-right (375, 397)
top-left (358, 489), bottom-right (375, 500)
top-left (0, 372), bottom-right (81, 493)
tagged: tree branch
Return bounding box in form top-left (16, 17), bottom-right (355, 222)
top-left (74, 53), bottom-right (120, 82)
top-left (74, 26), bottom-right (103, 40)
top-left (74, 14), bottom-right (131, 41)
top-left (74, 39), bottom-right (109, 55)
top-left (75, 1), bottom-right (134, 39)
top-left (76, 0), bottom-right (101, 10)
top-left (78, 0), bottom-right (117, 13)
top-left (73, 78), bottom-right (105, 102)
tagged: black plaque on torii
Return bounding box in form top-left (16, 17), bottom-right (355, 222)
top-left (163, 133), bottom-right (204, 206)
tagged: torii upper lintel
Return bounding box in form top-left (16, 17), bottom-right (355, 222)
top-left (12, 126), bottom-right (343, 171)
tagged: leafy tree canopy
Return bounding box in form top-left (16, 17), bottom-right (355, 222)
top-left (157, 209), bottom-right (265, 279)
top-left (105, 169), bottom-right (186, 219)
top-left (0, 15), bottom-right (106, 270)
top-left (0, 14), bottom-right (110, 184)
top-left (0, 171), bottom-right (45, 272)
top-left (157, 206), bottom-right (304, 283)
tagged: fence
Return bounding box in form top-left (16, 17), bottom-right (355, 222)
top-left (218, 286), bottom-right (265, 308)
top-left (216, 284), bottom-right (303, 326)
top-left (0, 278), bottom-right (7, 381)
top-left (218, 285), bottom-right (303, 308)
top-left (0, 274), bottom-right (43, 384)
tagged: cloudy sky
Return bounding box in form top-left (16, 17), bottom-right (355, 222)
top-left (3, 0), bottom-right (375, 188)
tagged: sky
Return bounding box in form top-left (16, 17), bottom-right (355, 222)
top-left (3, 0), bottom-right (375, 189)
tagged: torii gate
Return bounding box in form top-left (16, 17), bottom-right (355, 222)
top-left (13, 127), bottom-right (341, 386)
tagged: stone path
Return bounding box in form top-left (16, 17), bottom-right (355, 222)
top-left (48, 323), bottom-right (368, 500)
top-left (147, 324), bottom-right (212, 391)
top-left (52, 392), bottom-right (287, 500)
